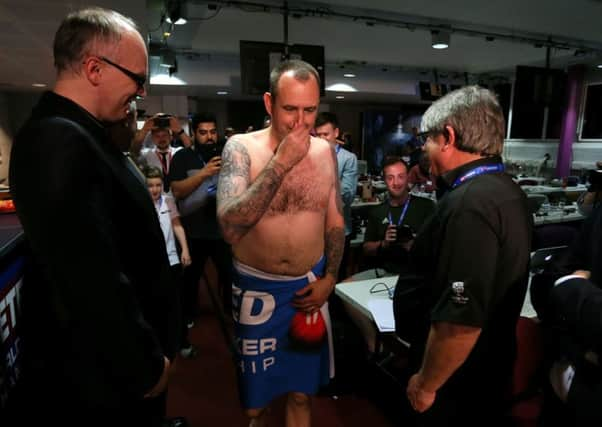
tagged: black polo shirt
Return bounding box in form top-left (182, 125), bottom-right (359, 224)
top-left (410, 155), bottom-right (532, 392)
top-left (169, 144), bottom-right (221, 240)
top-left (364, 195), bottom-right (436, 273)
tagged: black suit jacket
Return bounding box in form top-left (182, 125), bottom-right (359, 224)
top-left (547, 278), bottom-right (602, 424)
top-left (8, 92), bottom-right (180, 415)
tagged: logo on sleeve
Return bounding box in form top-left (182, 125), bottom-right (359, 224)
top-left (451, 281), bottom-right (469, 305)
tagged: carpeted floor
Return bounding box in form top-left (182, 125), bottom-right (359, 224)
top-left (166, 275), bottom-right (399, 427)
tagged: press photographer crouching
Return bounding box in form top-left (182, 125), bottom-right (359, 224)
top-left (577, 163), bottom-right (602, 217)
top-left (362, 155), bottom-right (436, 277)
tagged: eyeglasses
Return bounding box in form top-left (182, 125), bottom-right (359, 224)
top-left (99, 56), bottom-right (146, 91)
top-left (370, 282), bottom-right (394, 299)
top-left (416, 130), bottom-right (441, 144)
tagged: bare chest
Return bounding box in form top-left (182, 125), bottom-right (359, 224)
top-left (266, 159), bottom-right (331, 216)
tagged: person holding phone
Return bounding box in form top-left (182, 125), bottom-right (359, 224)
top-left (130, 113), bottom-right (192, 192)
top-left (362, 155), bottom-right (436, 276)
top-left (169, 112), bottom-right (233, 325)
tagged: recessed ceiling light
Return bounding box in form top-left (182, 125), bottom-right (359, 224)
top-left (597, 64), bottom-right (602, 69)
top-left (217, 91), bottom-right (228, 95)
top-left (336, 95), bottom-right (345, 99)
top-left (32, 83), bottom-right (46, 88)
top-left (326, 83), bottom-right (358, 92)
top-left (165, 17), bottom-right (187, 25)
top-left (343, 73), bottom-right (356, 78)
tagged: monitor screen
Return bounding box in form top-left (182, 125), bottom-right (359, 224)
top-left (240, 40), bottom-right (325, 96)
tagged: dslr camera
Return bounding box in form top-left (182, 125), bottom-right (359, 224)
top-left (153, 113), bottom-right (171, 128)
top-left (396, 224), bottom-right (414, 243)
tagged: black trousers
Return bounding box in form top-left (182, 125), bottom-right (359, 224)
top-left (182, 237), bottom-right (233, 320)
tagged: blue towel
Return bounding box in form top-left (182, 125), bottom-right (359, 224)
top-left (232, 256), bottom-right (332, 409)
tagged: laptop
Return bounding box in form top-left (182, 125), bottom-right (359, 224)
top-left (530, 245), bottom-right (568, 272)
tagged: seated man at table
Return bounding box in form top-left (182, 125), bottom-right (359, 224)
top-left (341, 156), bottom-right (435, 355)
top-left (362, 155), bottom-right (436, 277)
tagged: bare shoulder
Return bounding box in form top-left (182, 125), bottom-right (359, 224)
top-left (310, 136), bottom-right (336, 166)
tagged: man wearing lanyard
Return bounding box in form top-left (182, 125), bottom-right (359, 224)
top-left (406, 86), bottom-right (531, 425)
top-left (362, 155), bottom-right (435, 276)
top-left (170, 112), bottom-right (233, 328)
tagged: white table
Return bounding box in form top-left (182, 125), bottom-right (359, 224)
top-left (521, 184), bottom-right (587, 195)
top-left (533, 206), bottom-right (585, 226)
top-left (335, 275), bottom-right (537, 333)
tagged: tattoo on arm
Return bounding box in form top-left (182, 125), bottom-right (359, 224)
top-left (330, 146), bottom-right (344, 217)
top-left (325, 226), bottom-right (345, 279)
top-left (217, 137), bottom-right (288, 243)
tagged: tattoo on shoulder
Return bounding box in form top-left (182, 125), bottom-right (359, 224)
top-left (217, 138), bottom-right (251, 202)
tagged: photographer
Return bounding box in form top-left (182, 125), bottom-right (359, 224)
top-left (169, 112), bottom-right (233, 327)
top-left (577, 162), bottom-right (602, 217)
top-left (362, 156), bottom-right (436, 275)
top-left (130, 113), bottom-right (192, 192)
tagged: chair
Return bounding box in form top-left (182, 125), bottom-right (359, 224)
top-left (507, 317), bottom-right (545, 426)
top-left (526, 194), bottom-right (548, 215)
top-left (532, 225), bottom-right (578, 250)
top-left (519, 178), bottom-right (540, 186)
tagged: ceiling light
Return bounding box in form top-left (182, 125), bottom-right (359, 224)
top-left (326, 83), bottom-right (358, 92)
top-left (165, 0), bottom-right (188, 25)
top-left (597, 64), bottom-right (602, 69)
top-left (336, 95), bottom-right (345, 99)
top-left (217, 91), bottom-right (229, 95)
top-left (31, 83), bottom-right (46, 88)
top-left (431, 30), bottom-right (450, 50)
top-left (343, 73), bottom-right (356, 78)
top-left (165, 17), bottom-right (187, 25)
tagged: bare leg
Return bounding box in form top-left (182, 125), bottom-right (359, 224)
top-left (247, 407), bottom-right (268, 427)
top-left (285, 392), bottom-right (311, 427)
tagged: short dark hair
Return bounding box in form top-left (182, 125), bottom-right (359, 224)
top-left (382, 155), bottom-right (408, 174)
top-left (53, 7), bottom-right (139, 73)
top-left (143, 165), bottom-right (163, 181)
top-left (269, 59), bottom-right (320, 100)
top-left (315, 112), bottom-right (339, 129)
top-left (191, 112), bottom-right (217, 132)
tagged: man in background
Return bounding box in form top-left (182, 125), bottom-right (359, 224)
top-left (170, 112), bottom-right (233, 322)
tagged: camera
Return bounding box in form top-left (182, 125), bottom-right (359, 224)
top-left (396, 224), bottom-right (414, 243)
top-left (153, 114), bottom-right (171, 128)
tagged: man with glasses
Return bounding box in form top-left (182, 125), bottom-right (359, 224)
top-left (405, 86), bottom-right (531, 425)
top-left (8, 8), bottom-right (181, 427)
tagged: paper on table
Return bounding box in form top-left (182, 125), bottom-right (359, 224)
top-left (367, 298), bottom-right (395, 332)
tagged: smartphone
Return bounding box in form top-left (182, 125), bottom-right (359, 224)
top-left (154, 114), bottom-right (171, 128)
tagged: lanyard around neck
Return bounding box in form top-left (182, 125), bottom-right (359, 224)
top-left (388, 195), bottom-right (411, 226)
top-left (451, 163), bottom-right (504, 189)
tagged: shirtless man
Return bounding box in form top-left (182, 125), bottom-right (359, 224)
top-left (217, 60), bottom-right (344, 427)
